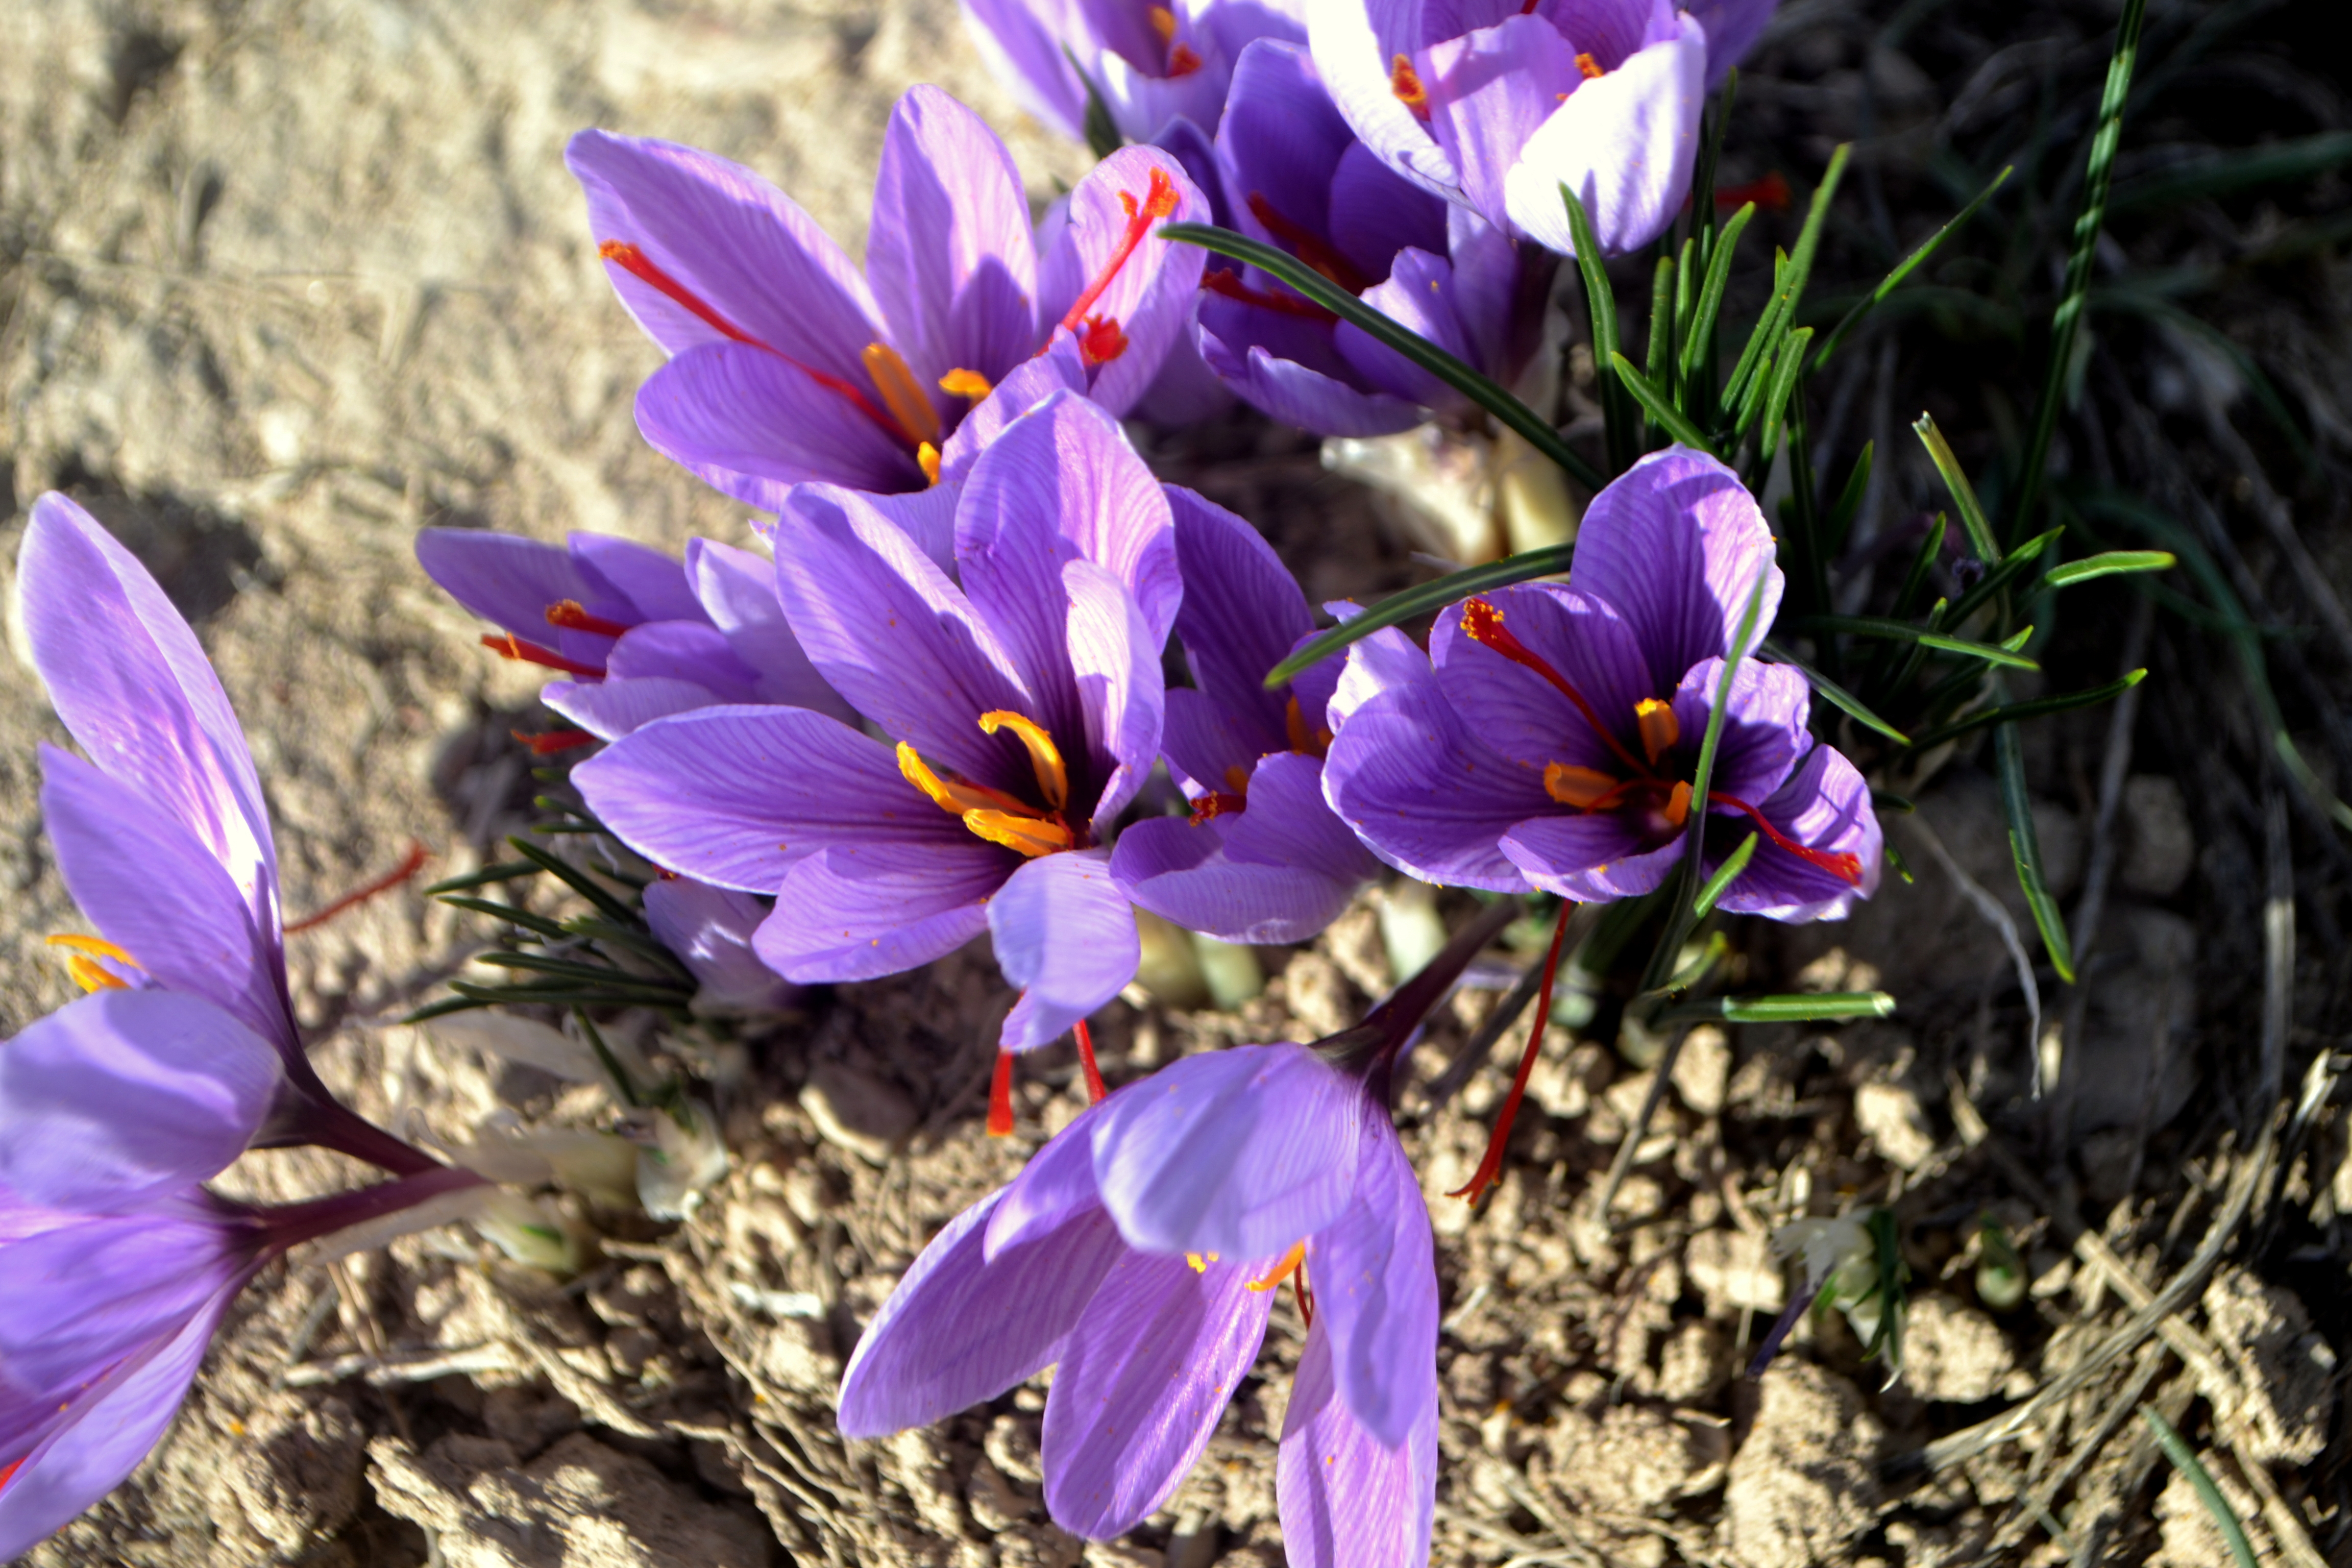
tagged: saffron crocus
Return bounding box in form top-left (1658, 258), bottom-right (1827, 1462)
top-left (642, 876), bottom-right (797, 1015)
top-left (570, 87), bottom-right (1209, 509)
top-left (574, 390), bottom-right (1178, 1056)
top-left (415, 527), bottom-right (851, 742)
top-left (1321, 447), bottom-right (1881, 920)
top-left (838, 903), bottom-right (1511, 1562)
top-left (1193, 39), bottom-right (1549, 435)
top-left (1307, 0), bottom-right (1723, 255)
top-left (17, 495), bottom-right (434, 1177)
top-left (1111, 488), bottom-right (1381, 940)
top-left (963, 0), bottom-right (1306, 146)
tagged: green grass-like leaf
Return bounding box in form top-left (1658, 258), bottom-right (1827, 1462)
top-left (1608, 351), bottom-right (1716, 455)
top-left (1761, 640), bottom-right (1914, 745)
top-left (1904, 670), bottom-right (2147, 752)
top-left (505, 835), bottom-right (639, 926)
top-left (2044, 550), bottom-right (2175, 586)
top-left (1262, 545), bottom-right (1575, 687)
top-left (1560, 185), bottom-right (1637, 475)
top-left (1723, 145), bottom-right (1850, 417)
top-left (2139, 1407), bottom-right (2259, 1568)
top-left (1810, 164), bottom-right (2013, 374)
top-left (1996, 716), bottom-right (2076, 981)
top-left (2109, 129), bottom-right (2352, 213)
top-left (1670, 991), bottom-right (1896, 1023)
top-left (1913, 413), bottom-right (2001, 562)
top-left (421, 859), bottom-right (542, 897)
top-left (1787, 616), bottom-right (2040, 669)
top-left (1693, 833), bottom-right (1760, 920)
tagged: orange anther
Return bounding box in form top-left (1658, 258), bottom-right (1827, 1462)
top-left (545, 600), bottom-right (631, 638)
top-left (1284, 695), bottom-right (1333, 758)
top-left (917, 442), bottom-right (942, 486)
top-left (1576, 51), bottom-right (1605, 79)
top-left (1246, 1240), bottom-right (1308, 1292)
top-left (1661, 780), bottom-right (1692, 829)
top-left (1544, 763), bottom-right (1622, 808)
top-left (979, 710), bottom-right (1069, 809)
top-left (1391, 55), bottom-right (1431, 120)
top-left (863, 341), bottom-right (944, 447)
top-left (939, 368), bottom-right (994, 400)
top-left (1634, 698), bottom-right (1680, 764)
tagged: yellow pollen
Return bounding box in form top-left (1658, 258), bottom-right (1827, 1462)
top-left (1284, 696), bottom-right (1333, 758)
top-left (66, 954), bottom-right (130, 993)
top-left (1148, 4), bottom-right (1179, 42)
top-left (1185, 1251), bottom-right (1219, 1271)
top-left (897, 742), bottom-right (1029, 816)
top-left (963, 810), bottom-right (1076, 858)
top-left (1247, 1240), bottom-right (1309, 1292)
top-left (1545, 763), bottom-right (1621, 808)
top-left (939, 368), bottom-right (994, 401)
top-left (1634, 698), bottom-right (1680, 764)
top-left (979, 710), bottom-right (1069, 810)
top-left (1662, 779), bottom-right (1693, 828)
top-left (917, 442), bottom-right (942, 486)
top-left (1576, 51), bottom-right (1605, 79)
top-left (862, 341), bottom-right (943, 447)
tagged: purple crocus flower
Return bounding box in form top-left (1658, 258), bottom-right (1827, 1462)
top-left (643, 876), bottom-right (797, 1015)
top-left (963, 0), bottom-right (1307, 146)
top-left (569, 87), bottom-right (1209, 510)
top-left (1308, 0), bottom-right (1761, 254)
top-left (1321, 447), bottom-right (1881, 919)
top-left (573, 390), bottom-right (1178, 1056)
top-left (1110, 488), bottom-right (1381, 940)
top-left (1191, 39), bottom-right (1548, 435)
top-left (17, 496), bottom-right (435, 1177)
top-left (415, 527), bottom-right (851, 743)
top-left (835, 905), bottom-right (1511, 1562)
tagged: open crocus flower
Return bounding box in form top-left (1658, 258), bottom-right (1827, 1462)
top-left (570, 86), bottom-right (1209, 510)
top-left (837, 904), bottom-right (1510, 1563)
top-left (415, 526), bottom-right (850, 744)
top-left (17, 496), bottom-right (436, 1178)
top-left (574, 391), bottom-right (1178, 1065)
top-left (964, 0), bottom-right (1307, 146)
top-left (1322, 447), bottom-right (1881, 920)
top-left (1306, 0), bottom-right (1718, 255)
top-left (1194, 39), bottom-right (1548, 435)
top-left (1111, 488), bottom-right (1381, 940)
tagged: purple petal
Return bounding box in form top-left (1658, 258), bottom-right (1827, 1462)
top-left (1035, 148), bottom-right (1213, 416)
top-left (575, 705), bottom-right (972, 892)
top-left (1428, 581), bottom-right (1654, 774)
top-left (1305, 1111), bottom-right (1438, 1447)
top-left (1065, 557), bottom-right (1168, 828)
top-left (542, 676), bottom-right (722, 742)
top-left (990, 850), bottom-right (1141, 1051)
top-left (1712, 741), bottom-right (1882, 922)
top-left (39, 746), bottom-right (292, 1057)
top-left (1564, 446), bottom-right (1782, 694)
top-left (937, 333), bottom-right (1090, 486)
top-left (1307, 0), bottom-right (1463, 200)
top-left (1042, 1248), bottom-right (1274, 1538)
top-left (1276, 1310), bottom-right (1438, 1568)
top-left (1336, 246), bottom-right (1475, 407)
top-left (1116, 752), bottom-right (1379, 943)
top-left (837, 1188), bottom-right (1129, 1439)
top-left (869, 86), bottom-right (1039, 398)
top-left (603, 621), bottom-right (762, 700)
top-left (1687, 0), bottom-right (1771, 86)
top-left (414, 528), bottom-right (607, 641)
top-left (0, 1206), bottom-right (248, 1404)
top-left (686, 538), bottom-right (856, 722)
top-left (1150, 113), bottom-right (1236, 232)
top-left (1326, 621), bottom-right (1434, 734)
top-left (569, 533), bottom-right (704, 625)
top-left (757, 839), bottom-right (1009, 983)
top-left (1167, 487), bottom-right (1313, 744)
top-left (635, 341), bottom-right (925, 507)
top-left (1089, 1043), bottom-right (1361, 1258)
top-left (1218, 41), bottom-right (1355, 257)
top-left (1161, 686), bottom-right (1262, 798)
top-left (1670, 656), bottom-right (1810, 806)
top-left (642, 877), bottom-right (794, 1011)
top-left (0, 989), bottom-right (278, 1210)
top-left (1421, 17), bottom-right (1581, 227)
top-left (19, 495), bottom-right (278, 939)
top-left (1328, 142), bottom-right (1450, 287)
top-left (958, 0), bottom-right (1091, 141)
top-left (1502, 9), bottom-right (1706, 255)
top-left (1196, 314), bottom-right (1428, 437)
top-left (566, 129), bottom-right (886, 373)
top-left (1443, 206), bottom-right (1524, 373)
top-left (1094, 40), bottom-right (1236, 147)
top-left (1500, 811), bottom-right (1681, 900)
top-left (986, 1106), bottom-right (1111, 1258)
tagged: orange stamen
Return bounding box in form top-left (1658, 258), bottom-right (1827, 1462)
top-left (988, 1047), bottom-right (1015, 1136)
top-left (1708, 791), bottom-right (1864, 882)
top-left (1460, 599), bottom-right (1656, 782)
top-left (285, 840), bottom-right (432, 934)
top-left (45, 933), bottom-right (134, 964)
top-left (1391, 56), bottom-right (1431, 120)
top-left (1201, 267), bottom-right (1337, 322)
top-left (1075, 1018), bottom-right (1106, 1104)
top-left (964, 810), bottom-right (1075, 858)
top-left (1544, 763), bottom-right (1624, 808)
top-left (939, 368), bottom-right (994, 401)
top-left (898, 742), bottom-right (1034, 817)
top-left (1076, 315), bottom-right (1130, 366)
top-left (1148, 4), bottom-right (1178, 40)
top-left (1057, 169), bottom-right (1180, 338)
top-left (1284, 696), bottom-right (1333, 758)
top-left (1634, 698), bottom-right (1680, 764)
top-left (979, 710), bottom-right (1069, 810)
top-left (482, 632), bottom-right (604, 678)
top-left (512, 727), bottom-right (598, 756)
top-left (1576, 51), bottom-right (1605, 79)
top-left (66, 953), bottom-right (129, 992)
top-left (1451, 899), bottom-right (1576, 1203)
top-left (917, 442), bottom-right (942, 486)
top-left (1247, 1240), bottom-right (1308, 1292)
top-left (863, 341), bottom-right (944, 447)
top-left (545, 600), bottom-right (630, 638)
top-left (1662, 779), bottom-right (1692, 828)
top-left (1189, 791), bottom-right (1249, 824)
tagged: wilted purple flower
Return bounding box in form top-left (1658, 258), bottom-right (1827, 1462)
top-left (1193, 39), bottom-right (1549, 434)
top-left (964, 0), bottom-right (1306, 146)
top-left (1110, 488), bottom-right (1381, 939)
top-left (415, 527), bottom-right (851, 743)
top-left (643, 876), bottom-right (797, 1015)
top-left (18, 496), bottom-right (435, 1177)
top-left (1322, 447), bottom-right (1881, 919)
top-left (1308, 0), bottom-right (1770, 254)
top-left (570, 87), bottom-right (1209, 509)
top-left (837, 906), bottom-right (1516, 1562)
top-left (574, 391), bottom-right (1178, 1057)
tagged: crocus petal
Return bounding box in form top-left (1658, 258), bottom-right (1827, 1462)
top-left (1325, 620), bottom-right (1431, 733)
top-left (1501, 10), bottom-right (1706, 255)
top-left (958, 0), bottom-right (1092, 141)
top-left (1305, 1110), bottom-right (1438, 1447)
top-left (1500, 811), bottom-right (1682, 901)
top-left (19, 495), bottom-right (277, 934)
top-left (1064, 556), bottom-right (1168, 828)
top-left (0, 989), bottom-right (278, 1210)
top-left (39, 746), bottom-right (291, 1056)
top-left (1563, 446), bottom-right (1782, 694)
top-left (1196, 316), bottom-right (1428, 437)
top-left (685, 538), bottom-right (856, 722)
top-left (1669, 656), bottom-right (1810, 806)
top-left (569, 533), bottom-right (705, 625)
top-left (757, 839), bottom-right (1009, 983)
top-left (1328, 142), bottom-right (1451, 288)
top-left (413, 528), bottom-right (606, 640)
top-left (1042, 1249), bottom-right (1275, 1538)
top-left (1167, 486), bottom-right (1313, 744)
top-left (603, 622), bottom-right (763, 700)
top-left (542, 676), bottom-right (724, 742)
top-left (1428, 581), bottom-right (1653, 775)
top-left (1035, 147), bottom-right (1213, 416)
top-left (986, 1105), bottom-right (1110, 1258)
top-left (635, 342), bottom-right (925, 507)
top-left (642, 877), bottom-right (793, 1012)
top-left (1090, 1043), bottom-right (1361, 1258)
top-left (1218, 40), bottom-right (1355, 255)
top-left (1276, 1310), bottom-right (1439, 1568)
top-left (1307, 0), bottom-right (1463, 199)
top-left (1687, 0), bottom-right (1772, 86)
top-left (1115, 752), bottom-right (1380, 943)
top-left (1335, 246), bottom-right (1475, 408)
top-left (837, 1188), bottom-right (1129, 1439)
top-left (1420, 17), bottom-right (1582, 227)
top-left (1159, 685), bottom-right (1263, 793)
top-left (990, 851), bottom-right (1141, 1051)
top-left (575, 705), bottom-right (969, 892)
top-left (937, 333), bottom-right (1091, 486)
top-left (1713, 741), bottom-right (1883, 922)
top-left (869, 85), bottom-right (1039, 397)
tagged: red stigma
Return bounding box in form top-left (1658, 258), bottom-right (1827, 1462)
top-left (988, 1047), bottom-right (1016, 1136)
top-left (284, 840), bottom-right (432, 934)
top-left (1243, 194), bottom-right (1373, 294)
top-left (1167, 42), bottom-right (1203, 76)
top-left (1200, 267), bottom-right (1337, 322)
top-left (1076, 314), bottom-right (1131, 366)
top-left (1188, 790), bottom-right (1250, 824)
top-left (1390, 56), bottom-right (1431, 120)
top-left (1057, 168), bottom-right (1180, 342)
top-left (1715, 172), bottom-right (1792, 212)
top-left (1706, 792), bottom-right (1865, 883)
top-left (1451, 900), bottom-right (1576, 1204)
top-left (546, 600), bottom-right (630, 638)
top-left (481, 632), bottom-right (606, 678)
top-left (1460, 598), bottom-right (1656, 782)
top-left (512, 727), bottom-right (598, 756)
top-left (1, 1457), bottom-right (22, 1492)
top-left (1074, 1018), bottom-right (1106, 1105)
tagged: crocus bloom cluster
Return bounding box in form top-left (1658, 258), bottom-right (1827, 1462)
top-left (1325, 446), bottom-right (1880, 917)
top-left (576, 390), bottom-right (1179, 1054)
top-left (964, 0), bottom-right (1307, 146)
top-left (571, 86), bottom-right (1208, 509)
top-left (838, 905), bottom-right (1509, 1564)
top-left (1194, 39), bottom-right (1546, 434)
top-left (1309, 0), bottom-right (1772, 254)
top-left (416, 526), bottom-right (849, 743)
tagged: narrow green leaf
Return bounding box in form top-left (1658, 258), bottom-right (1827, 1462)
top-left (1913, 413), bottom-right (2001, 562)
top-left (1722, 246), bottom-right (1789, 420)
top-left (1608, 351), bottom-right (1716, 455)
top-left (1889, 514), bottom-right (1948, 626)
top-left (474, 951), bottom-right (691, 994)
top-left (2044, 550), bottom-right (2174, 586)
top-left (1560, 185), bottom-right (1637, 475)
top-left (1760, 640), bottom-right (1914, 745)
top-left (575, 1008), bottom-right (646, 1109)
top-left (1810, 164), bottom-right (2014, 374)
top-left (1902, 669), bottom-right (2147, 752)
top-left (421, 859), bottom-right (541, 897)
top-left (1163, 224), bottom-right (1605, 491)
top-left (1823, 439), bottom-right (1873, 557)
top-left (2139, 1407), bottom-right (2259, 1568)
top-left (504, 836), bottom-right (639, 926)
top-left (1646, 254), bottom-right (1676, 389)
top-left (447, 981), bottom-right (684, 1011)
top-left (1264, 546), bottom-right (1576, 687)
top-left (566, 918), bottom-right (698, 979)
top-left (1996, 717), bottom-right (2075, 981)
top-left (436, 895), bottom-right (572, 942)
top-left (1752, 327), bottom-right (1815, 455)
top-left (402, 995), bottom-right (493, 1024)
top-left (1786, 616), bottom-right (2040, 669)
top-left (1066, 46), bottom-right (1124, 160)
top-left (1724, 144), bottom-right (1850, 413)
top-left (1943, 527), bottom-right (2064, 628)
top-left (1668, 991), bottom-right (1896, 1023)
top-left (2110, 129), bottom-right (2352, 214)
top-left (1681, 201), bottom-right (1758, 386)
top-left (1693, 833), bottom-right (1759, 920)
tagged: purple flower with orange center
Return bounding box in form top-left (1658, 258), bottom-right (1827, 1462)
top-left (961, 0), bottom-right (1308, 147)
top-left (569, 86), bottom-right (1209, 508)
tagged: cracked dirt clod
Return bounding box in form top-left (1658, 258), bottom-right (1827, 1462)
top-left (1721, 1362), bottom-right (1884, 1568)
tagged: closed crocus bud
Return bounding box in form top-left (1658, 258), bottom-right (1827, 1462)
top-left (633, 1100), bottom-right (732, 1222)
